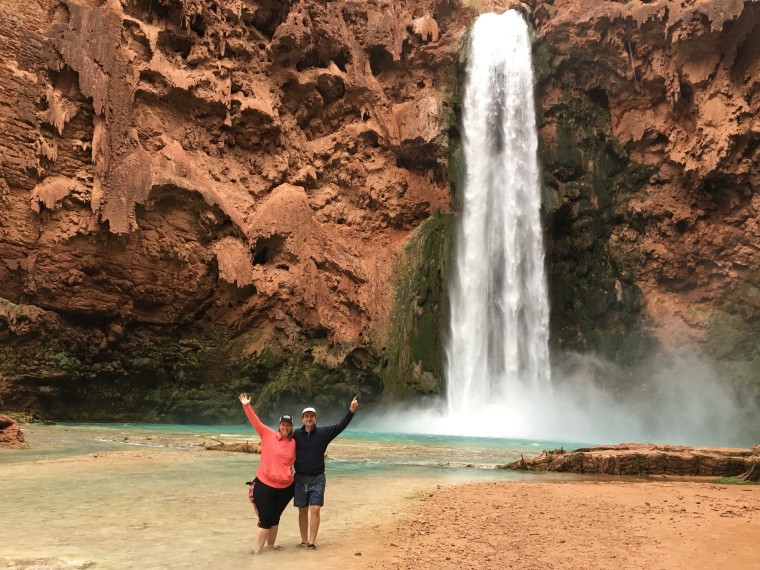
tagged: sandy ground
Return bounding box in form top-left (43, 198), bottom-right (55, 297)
top-left (370, 480), bottom-right (760, 570)
top-left (5, 475), bottom-right (758, 570)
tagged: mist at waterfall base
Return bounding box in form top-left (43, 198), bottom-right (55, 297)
top-left (357, 350), bottom-right (757, 447)
top-left (358, 11), bottom-right (757, 449)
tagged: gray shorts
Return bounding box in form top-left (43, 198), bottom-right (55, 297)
top-left (294, 473), bottom-right (326, 507)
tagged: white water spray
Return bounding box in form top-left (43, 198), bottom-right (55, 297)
top-left (357, 11), bottom-right (751, 447)
top-left (445, 11), bottom-right (550, 417)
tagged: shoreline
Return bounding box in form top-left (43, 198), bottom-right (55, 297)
top-left (4, 426), bottom-right (759, 569)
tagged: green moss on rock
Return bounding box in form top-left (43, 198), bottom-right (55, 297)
top-left (538, 47), bottom-right (658, 363)
top-left (381, 213), bottom-right (454, 400)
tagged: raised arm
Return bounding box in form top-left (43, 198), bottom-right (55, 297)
top-left (239, 393), bottom-right (273, 438)
top-left (325, 397), bottom-right (359, 442)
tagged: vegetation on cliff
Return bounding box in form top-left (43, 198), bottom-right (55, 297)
top-left (533, 0), bottom-right (760, 414)
top-left (1, 0), bottom-right (759, 426)
top-left (381, 213), bottom-right (454, 399)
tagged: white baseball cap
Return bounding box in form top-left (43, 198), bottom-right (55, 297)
top-left (301, 407), bottom-right (317, 417)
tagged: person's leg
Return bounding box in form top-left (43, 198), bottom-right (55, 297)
top-left (253, 526), bottom-right (270, 553)
top-left (251, 480), bottom-right (276, 553)
top-left (298, 507), bottom-right (309, 544)
top-left (266, 525), bottom-right (278, 546)
top-left (294, 481), bottom-right (309, 545)
top-left (308, 505), bottom-right (321, 545)
top-left (267, 484), bottom-right (293, 548)
top-left (307, 477), bottom-right (326, 547)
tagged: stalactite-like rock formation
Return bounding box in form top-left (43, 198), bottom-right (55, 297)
top-left (0, 0), bottom-right (758, 421)
top-left (0, 0), bottom-right (467, 419)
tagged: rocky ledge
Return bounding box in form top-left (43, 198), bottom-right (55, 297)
top-left (0, 414), bottom-right (29, 448)
top-left (0, 0), bottom-right (469, 420)
top-left (501, 443), bottom-right (760, 481)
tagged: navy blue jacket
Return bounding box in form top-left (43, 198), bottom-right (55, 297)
top-left (293, 410), bottom-right (354, 476)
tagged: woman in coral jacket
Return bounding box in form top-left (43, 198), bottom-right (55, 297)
top-left (238, 393), bottom-right (296, 554)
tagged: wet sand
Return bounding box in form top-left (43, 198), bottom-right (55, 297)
top-left (1, 446), bottom-right (430, 570)
top-left (375, 480), bottom-right (760, 570)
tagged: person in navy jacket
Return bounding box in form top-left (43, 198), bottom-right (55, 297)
top-left (293, 396), bottom-right (359, 549)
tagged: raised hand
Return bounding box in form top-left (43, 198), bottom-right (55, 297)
top-left (239, 393), bottom-right (251, 406)
top-left (350, 396), bottom-right (359, 413)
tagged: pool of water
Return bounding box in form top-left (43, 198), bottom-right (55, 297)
top-left (1, 424), bottom-right (588, 569)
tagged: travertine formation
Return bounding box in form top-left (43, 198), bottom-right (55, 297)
top-left (0, 415), bottom-right (28, 448)
top-left (534, 0), bottom-right (760, 352)
top-left (502, 443), bottom-right (760, 480)
top-left (0, 0), bottom-right (758, 420)
top-left (0, 0), bottom-right (466, 418)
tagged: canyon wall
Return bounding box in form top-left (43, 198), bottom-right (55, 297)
top-left (0, 0), bottom-right (758, 421)
top-left (533, 0), bottom-right (760, 411)
top-left (0, 0), bottom-right (466, 420)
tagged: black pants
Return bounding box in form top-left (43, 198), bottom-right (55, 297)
top-left (249, 478), bottom-right (294, 529)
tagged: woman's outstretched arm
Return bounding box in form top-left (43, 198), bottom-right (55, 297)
top-left (239, 393), bottom-right (272, 438)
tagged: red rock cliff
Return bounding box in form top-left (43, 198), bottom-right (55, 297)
top-left (532, 0), bottom-right (759, 409)
top-left (0, 0), bottom-right (468, 419)
top-left (1, 0), bottom-right (758, 420)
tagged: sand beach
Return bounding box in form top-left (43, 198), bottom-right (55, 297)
top-left (375, 480), bottom-right (760, 570)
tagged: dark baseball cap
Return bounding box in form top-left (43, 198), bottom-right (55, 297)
top-left (279, 414), bottom-right (293, 424)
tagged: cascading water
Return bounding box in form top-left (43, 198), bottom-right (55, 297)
top-left (361, 9), bottom-right (742, 445)
top-left (446, 10), bottom-right (551, 418)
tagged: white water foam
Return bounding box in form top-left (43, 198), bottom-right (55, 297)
top-left (446, 10), bottom-right (550, 416)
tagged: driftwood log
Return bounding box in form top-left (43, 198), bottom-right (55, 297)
top-left (500, 443), bottom-right (760, 479)
top-left (737, 446), bottom-right (760, 481)
top-left (205, 439), bottom-right (261, 454)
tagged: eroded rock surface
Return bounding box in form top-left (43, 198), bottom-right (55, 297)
top-left (502, 443), bottom-right (760, 478)
top-left (1, 0), bottom-right (759, 420)
top-left (532, 0), bottom-right (760, 409)
top-left (0, 415), bottom-right (28, 448)
top-left (0, 0), bottom-right (471, 419)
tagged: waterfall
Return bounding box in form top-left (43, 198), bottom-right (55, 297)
top-left (362, 16), bottom-right (745, 444)
top-left (446, 10), bottom-right (551, 417)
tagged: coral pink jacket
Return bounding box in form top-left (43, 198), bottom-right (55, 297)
top-left (243, 403), bottom-right (295, 488)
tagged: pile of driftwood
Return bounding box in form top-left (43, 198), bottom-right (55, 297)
top-left (501, 443), bottom-right (760, 480)
top-left (205, 439), bottom-right (261, 454)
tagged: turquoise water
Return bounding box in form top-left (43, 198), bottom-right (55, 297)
top-left (1, 424), bottom-right (588, 569)
top-left (5, 423), bottom-right (587, 469)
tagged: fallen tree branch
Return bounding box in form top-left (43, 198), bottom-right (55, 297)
top-left (205, 440), bottom-right (261, 454)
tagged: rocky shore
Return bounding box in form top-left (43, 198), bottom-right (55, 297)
top-left (0, 415), bottom-right (28, 448)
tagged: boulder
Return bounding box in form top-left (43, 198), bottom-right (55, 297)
top-left (0, 415), bottom-right (28, 448)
